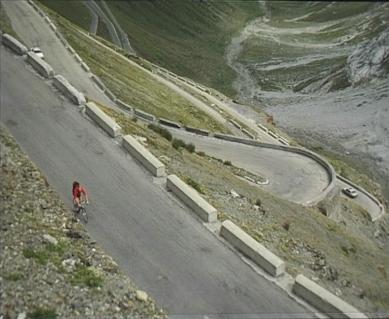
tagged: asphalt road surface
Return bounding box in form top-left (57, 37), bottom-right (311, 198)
top-left (1, 44), bottom-right (314, 317)
top-left (171, 130), bottom-right (331, 205)
top-left (3, 0), bottom-right (381, 218)
top-left (2, 0), bottom-right (114, 108)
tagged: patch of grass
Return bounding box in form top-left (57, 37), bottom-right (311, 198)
top-left (71, 265), bottom-right (103, 288)
top-left (185, 177), bottom-right (204, 194)
top-left (39, 0), bottom-right (91, 31)
top-left (172, 138), bottom-right (186, 150)
top-left (184, 143), bottom-right (195, 153)
top-left (22, 240), bottom-right (69, 266)
top-left (148, 123), bottom-right (172, 141)
top-left (28, 307), bottom-right (57, 319)
top-left (4, 271), bottom-right (24, 281)
top-left (223, 160), bottom-right (232, 166)
top-left (23, 247), bottom-right (50, 265)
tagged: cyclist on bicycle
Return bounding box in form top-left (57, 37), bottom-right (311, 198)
top-left (72, 181), bottom-right (89, 209)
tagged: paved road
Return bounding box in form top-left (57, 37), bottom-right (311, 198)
top-left (2, 0), bottom-right (114, 108)
top-left (1, 44), bottom-right (313, 317)
top-left (337, 179), bottom-right (383, 221)
top-left (4, 0), bottom-right (382, 218)
top-left (171, 130), bottom-right (330, 205)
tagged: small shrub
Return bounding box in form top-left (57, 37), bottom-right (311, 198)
top-left (71, 266), bottom-right (103, 287)
top-left (148, 123), bottom-right (172, 141)
top-left (255, 199), bottom-right (262, 207)
top-left (197, 151), bottom-right (206, 157)
top-left (172, 138), bottom-right (186, 150)
top-left (282, 221), bottom-right (290, 231)
top-left (28, 307), bottom-right (57, 319)
top-left (160, 128), bottom-right (172, 141)
top-left (186, 177), bottom-right (204, 194)
top-left (223, 160), bottom-right (232, 166)
top-left (23, 248), bottom-right (49, 265)
top-left (185, 143), bottom-right (195, 153)
top-left (340, 244), bottom-right (356, 256)
top-left (132, 116), bottom-right (138, 122)
top-left (4, 272), bottom-right (23, 281)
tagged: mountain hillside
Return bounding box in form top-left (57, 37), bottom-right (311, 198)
top-left (39, 0), bottom-right (260, 95)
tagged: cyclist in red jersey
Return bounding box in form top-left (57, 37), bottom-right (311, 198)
top-left (72, 181), bottom-right (89, 209)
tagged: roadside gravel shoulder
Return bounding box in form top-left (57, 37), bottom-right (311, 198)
top-left (0, 126), bottom-right (166, 318)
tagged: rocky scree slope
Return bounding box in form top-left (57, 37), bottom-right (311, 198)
top-left (0, 127), bottom-right (166, 319)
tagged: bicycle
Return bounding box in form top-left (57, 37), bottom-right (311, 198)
top-left (75, 200), bottom-right (89, 224)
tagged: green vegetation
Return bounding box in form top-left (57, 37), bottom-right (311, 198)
top-left (172, 138), bottom-right (186, 150)
top-left (148, 123), bottom-right (172, 141)
top-left (28, 307), bottom-right (57, 319)
top-left (4, 272), bottom-right (24, 281)
top-left (71, 265), bottom-right (103, 288)
top-left (23, 240), bottom-right (69, 266)
top-left (44, 11), bottom-right (228, 133)
top-left (39, 0), bottom-right (91, 31)
top-left (38, 0), bottom-right (260, 96)
top-left (184, 177), bottom-right (204, 194)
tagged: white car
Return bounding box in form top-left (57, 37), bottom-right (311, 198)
top-left (342, 187), bottom-right (358, 198)
top-left (30, 47), bottom-right (44, 59)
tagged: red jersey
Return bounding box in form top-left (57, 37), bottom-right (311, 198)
top-left (73, 186), bottom-right (87, 200)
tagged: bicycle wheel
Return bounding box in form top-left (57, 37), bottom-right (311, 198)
top-left (79, 206), bottom-right (88, 224)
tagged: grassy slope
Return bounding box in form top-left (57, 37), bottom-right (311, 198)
top-left (44, 8), bottom-right (227, 133)
top-left (39, 0), bottom-right (260, 96)
top-left (39, 0), bottom-right (92, 31)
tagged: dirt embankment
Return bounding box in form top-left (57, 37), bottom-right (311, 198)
top-left (0, 126), bottom-right (166, 318)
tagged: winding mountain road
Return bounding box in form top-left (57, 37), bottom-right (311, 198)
top-left (0, 45), bottom-right (312, 317)
top-left (171, 130), bottom-right (330, 205)
top-left (0, 2), bottom-right (383, 315)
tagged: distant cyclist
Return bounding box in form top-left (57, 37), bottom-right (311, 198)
top-left (72, 181), bottom-right (89, 209)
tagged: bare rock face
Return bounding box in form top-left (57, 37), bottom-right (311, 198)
top-left (347, 28), bottom-right (389, 86)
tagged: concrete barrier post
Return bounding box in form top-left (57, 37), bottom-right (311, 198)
top-left (229, 119), bottom-right (242, 130)
top-left (67, 46), bottom-right (75, 55)
top-left (49, 23), bottom-right (57, 32)
top-left (2, 34), bottom-right (27, 55)
top-left (90, 74), bottom-right (106, 91)
top-left (122, 135), bottom-right (165, 177)
top-left (105, 88), bottom-right (117, 102)
top-left (166, 175), bottom-right (217, 223)
top-left (74, 53), bottom-right (82, 63)
top-left (184, 126), bottom-right (209, 136)
top-left (116, 99), bottom-right (133, 112)
top-left (158, 118), bottom-right (181, 128)
top-left (293, 275), bottom-right (367, 319)
top-left (220, 220), bottom-right (285, 277)
top-left (53, 75), bottom-right (86, 106)
top-left (134, 109), bottom-right (156, 122)
top-left (26, 52), bottom-right (54, 78)
top-left (242, 128), bottom-right (255, 139)
top-left (81, 62), bottom-right (90, 73)
top-left (85, 102), bottom-right (121, 138)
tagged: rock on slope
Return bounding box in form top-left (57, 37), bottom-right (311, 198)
top-left (0, 126), bottom-right (166, 318)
